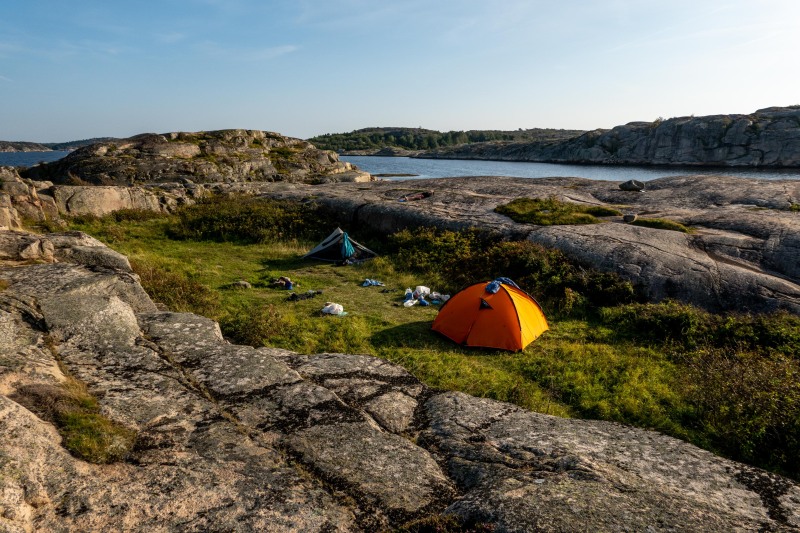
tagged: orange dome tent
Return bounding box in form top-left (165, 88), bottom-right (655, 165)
top-left (431, 279), bottom-right (548, 351)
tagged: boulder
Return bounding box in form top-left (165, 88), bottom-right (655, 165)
top-left (0, 166), bottom-right (59, 225)
top-left (0, 231), bottom-right (54, 262)
top-left (619, 179), bottom-right (645, 191)
top-left (50, 185), bottom-right (166, 216)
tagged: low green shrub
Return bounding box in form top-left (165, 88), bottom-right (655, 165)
top-left (599, 300), bottom-right (709, 348)
top-left (386, 227), bottom-right (483, 290)
top-left (631, 217), bottom-right (691, 233)
top-left (130, 258), bottom-right (219, 317)
top-left (107, 209), bottom-right (167, 223)
top-left (13, 380), bottom-right (136, 463)
top-left (0, 279), bottom-right (8, 291)
top-left (495, 197), bottom-right (621, 225)
top-left (600, 302), bottom-right (800, 355)
top-left (385, 228), bottom-right (637, 312)
top-left (169, 195), bottom-right (330, 244)
top-left (681, 349), bottom-right (800, 475)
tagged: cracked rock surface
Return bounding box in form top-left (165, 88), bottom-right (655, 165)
top-left (1, 230), bottom-right (799, 531)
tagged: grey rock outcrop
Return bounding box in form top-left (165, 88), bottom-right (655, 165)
top-left (21, 130), bottom-right (372, 186)
top-left (256, 174), bottom-right (800, 314)
top-left (2, 229), bottom-right (799, 531)
top-left (2, 164), bottom-right (205, 220)
top-left (422, 106), bottom-right (800, 167)
top-left (0, 167), bottom-right (59, 229)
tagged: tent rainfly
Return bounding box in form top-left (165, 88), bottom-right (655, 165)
top-left (304, 228), bottom-right (377, 262)
top-left (431, 278), bottom-right (548, 351)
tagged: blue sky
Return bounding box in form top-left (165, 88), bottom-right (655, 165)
top-left (1, 0), bottom-right (798, 142)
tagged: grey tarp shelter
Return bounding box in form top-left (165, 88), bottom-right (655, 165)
top-left (303, 227), bottom-right (377, 262)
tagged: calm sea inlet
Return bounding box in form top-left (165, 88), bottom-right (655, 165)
top-left (340, 155), bottom-right (800, 182)
top-left (3, 151), bottom-right (800, 182)
top-left (0, 151), bottom-right (71, 167)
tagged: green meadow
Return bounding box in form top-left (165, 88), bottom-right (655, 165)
top-left (63, 195), bottom-right (800, 479)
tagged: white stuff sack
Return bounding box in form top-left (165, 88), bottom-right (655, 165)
top-left (321, 303), bottom-right (344, 315)
top-left (413, 286), bottom-right (431, 298)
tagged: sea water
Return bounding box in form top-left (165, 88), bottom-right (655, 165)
top-left (2, 151), bottom-right (799, 182)
top-left (340, 155), bottom-right (800, 181)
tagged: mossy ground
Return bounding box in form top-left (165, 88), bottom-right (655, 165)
top-left (631, 217), bottom-right (692, 233)
top-left (495, 197), bottom-right (622, 225)
top-left (65, 199), bottom-right (800, 479)
top-left (13, 378), bottom-right (136, 463)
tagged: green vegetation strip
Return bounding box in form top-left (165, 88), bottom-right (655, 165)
top-left (495, 197), bottom-right (622, 225)
top-left (65, 196), bottom-right (800, 479)
top-left (631, 217), bottom-right (691, 233)
top-left (14, 378), bottom-right (136, 463)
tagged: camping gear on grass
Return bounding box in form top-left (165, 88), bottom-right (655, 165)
top-left (304, 228), bottom-right (377, 263)
top-left (432, 278), bottom-right (548, 351)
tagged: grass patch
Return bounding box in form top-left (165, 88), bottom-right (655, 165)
top-left (13, 379), bottom-right (136, 463)
top-left (495, 197), bottom-right (622, 225)
top-left (790, 203), bottom-right (800, 212)
top-left (630, 217), bottom-right (691, 233)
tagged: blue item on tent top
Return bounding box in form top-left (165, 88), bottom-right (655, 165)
top-left (485, 277), bottom-right (521, 294)
top-left (341, 232), bottom-right (355, 259)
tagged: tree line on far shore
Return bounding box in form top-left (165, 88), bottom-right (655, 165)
top-left (307, 127), bottom-right (584, 152)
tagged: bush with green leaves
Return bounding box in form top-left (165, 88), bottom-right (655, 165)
top-left (682, 349), bottom-right (800, 475)
top-left (169, 194), bottom-right (330, 244)
top-left (130, 258), bottom-right (219, 317)
top-left (220, 304), bottom-right (288, 347)
top-left (600, 301), bottom-right (800, 354)
top-left (385, 228), bottom-right (636, 312)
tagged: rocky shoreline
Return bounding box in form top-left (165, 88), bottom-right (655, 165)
top-left (421, 106), bottom-right (800, 167)
top-left (21, 130), bottom-right (372, 186)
